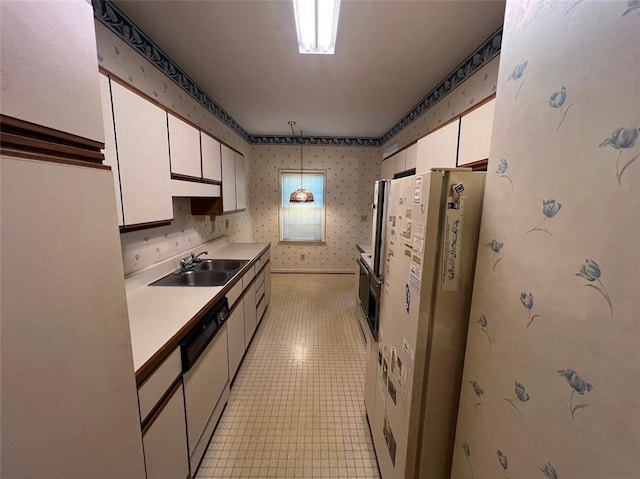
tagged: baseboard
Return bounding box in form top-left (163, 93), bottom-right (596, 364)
top-left (272, 269), bottom-right (352, 274)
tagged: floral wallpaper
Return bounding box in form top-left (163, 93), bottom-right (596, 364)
top-left (250, 145), bottom-right (381, 272)
top-left (94, 21), bottom-right (254, 275)
top-left (452, 1), bottom-right (639, 478)
top-left (381, 56), bottom-right (500, 153)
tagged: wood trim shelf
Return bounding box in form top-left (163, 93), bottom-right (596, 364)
top-left (171, 173), bottom-right (221, 185)
top-left (458, 158), bottom-right (489, 171)
top-left (119, 219), bottom-right (173, 234)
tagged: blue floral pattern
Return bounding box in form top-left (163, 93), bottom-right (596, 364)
top-left (497, 449), bottom-right (509, 479)
top-left (558, 369), bottom-right (593, 420)
top-left (548, 86), bottom-right (574, 131)
top-left (598, 126), bottom-right (639, 184)
top-left (477, 313), bottom-right (492, 348)
top-left (576, 259), bottom-right (613, 318)
top-left (495, 159), bottom-right (514, 191)
top-left (502, 379), bottom-right (530, 417)
top-left (507, 61), bottom-right (527, 101)
top-left (622, 0), bottom-right (640, 16)
top-left (526, 199), bottom-right (562, 235)
top-left (487, 239), bottom-right (504, 271)
top-left (541, 462), bottom-right (559, 479)
top-left (519, 292), bottom-right (541, 329)
top-left (462, 442), bottom-right (474, 479)
top-left (470, 380), bottom-right (484, 410)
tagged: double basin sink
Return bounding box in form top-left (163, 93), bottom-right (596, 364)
top-left (150, 259), bottom-right (249, 287)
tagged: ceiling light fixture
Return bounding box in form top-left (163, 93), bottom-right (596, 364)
top-left (292, 0), bottom-right (341, 55)
top-left (288, 121), bottom-right (314, 203)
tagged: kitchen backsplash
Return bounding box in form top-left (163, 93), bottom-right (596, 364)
top-left (250, 145), bottom-right (381, 272)
top-left (94, 20), bottom-right (255, 276)
top-left (382, 56), bottom-right (500, 153)
top-left (451, 1), bottom-right (639, 478)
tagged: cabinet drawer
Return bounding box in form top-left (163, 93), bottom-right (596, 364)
top-left (256, 283), bottom-right (265, 305)
top-left (226, 279), bottom-right (243, 309)
top-left (257, 296), bottom-right (267, 322)
top-left (138, 348), bottom-right (181, 422)
top-left (242, 265), bottom-right (256, 289)
top-left (256, 269), bottom-right (265, 288)
top-left (254, 256), bottom-right (262, 272)
top-left (261, 249), bottom-right (270, 264)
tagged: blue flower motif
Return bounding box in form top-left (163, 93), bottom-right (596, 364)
top-left (622, 0), bottom-right (640, 16)
top-left (519, 293), bottom-right (540, 329)
top-left (558, 369), bottom-right (593, 395)
top-left (576, 259), bottom-right (613, 318)
top-left (508, 61), bottom-right (528, 81)
top-left (487, 239), bottom-right (503, 254)
top-left (477, 313), bottom-right (492, 348)
top-left (503, 379), bottom-right (530, 417)
top-left (462, 442), bottom-right (470, 457)
top-left (558, 369), bottom-right (593, 420)
top-left (497, 450), bottom-right (508, 470)
top-left (541, 462), bottom-right (558, 479)
top-left (520, 292), bottom-right (534, 310)
top-left (528, 199), bottom-right (561, 235)
top-left (598, 127), bottom-right (638, 184)
top-left (599, 127), bottom-right (638, 150)
top-left (470, 380), bottom-right (484, 397)
top-left (542, 199), bottom-right (562, 218)
top-left (495, 159), bottom-right (513, 190)
top-left (549, 87), bottom-right (566, 108)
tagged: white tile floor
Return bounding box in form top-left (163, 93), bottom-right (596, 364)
top-left (196, 273), bottom-right (380, 478)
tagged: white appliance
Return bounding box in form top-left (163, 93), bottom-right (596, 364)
top-left (370, 180), bottom-right (390, 278)
top-left (366, 169), bottom-right (485, 479)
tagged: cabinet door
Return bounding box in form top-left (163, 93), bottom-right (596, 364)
top-left (110, 81), bottom-right (173, 226)
top-left (99, 75), bottom-right (124, 226)
top-left (235, 152), bottom-right (247, 210)
top-left (405, 143), bottom-right (418, 171)
top-left (265, 262), bottom-right (272, 304)
top-left (457, 98), bottom-right (496, 166)
top-left (201, 133), bottom-right (222, 182)
top-left (168, 113), bottom-right (202, 178)
top-left (243, 283), bottom-right (257, 346)
top-left (416, 119), bottom-right (460, 174)
top-left (221, 144), bottom-right (236, 212)
top-left (142, 383), bottom-right (189, 479)
top-left (0, 1), bottom-right (104, 143)
top-left (380, 157), bottom-right (394, 179)
top-left (227, 301), bottom-right (245, 381)
top-left (393, 150), bottom-right (407, 174)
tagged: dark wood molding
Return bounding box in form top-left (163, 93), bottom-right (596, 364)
top-left (141, 377), bottom-right (183, 434)
top-left (100, 68), bottom-right (246, 157)
top-left (458, 158), bottom-right (489, 171)
top-left (135, 250), bottom-right (271, 386)
top-left (1, 115), bottom-right (105, 165)
top-left (0, 146), bottom-right (110, 171)
top-left (120, 219), bottom-right (173, 234)
top-left (457, 92), bottom-right (497, 119)
top-left (171, 173), bottom-right (221, 185)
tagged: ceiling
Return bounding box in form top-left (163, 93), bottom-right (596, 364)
top-left (113, 0), bottom-right (505, 139)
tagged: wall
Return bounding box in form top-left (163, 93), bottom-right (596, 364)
top-left (94, 21), bottom-right (254, 275)
top-left (382, 56), bottom-right (500, 153)
top-left (451, 1), bottom-right (639, 478)
top-left (250, 145), bottom-right (381, 272)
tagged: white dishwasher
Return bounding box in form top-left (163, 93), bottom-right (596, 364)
top-left (181, 297), bottom-right (230, 475)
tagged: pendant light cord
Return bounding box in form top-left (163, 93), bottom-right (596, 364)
top-left (289, 121), bottom-right (304, 189)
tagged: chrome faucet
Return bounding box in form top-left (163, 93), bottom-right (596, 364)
top-left (179, 251), bottom-right (208, 270)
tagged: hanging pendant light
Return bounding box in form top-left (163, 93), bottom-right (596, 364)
top-left (288, 121), bottom-right (314, 203)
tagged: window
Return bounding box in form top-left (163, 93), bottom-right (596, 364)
top-left (279, 170), bottom-right (326, 242)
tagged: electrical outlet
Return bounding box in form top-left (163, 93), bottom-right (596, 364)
top-left (301, 254), bottom-right (305, 260)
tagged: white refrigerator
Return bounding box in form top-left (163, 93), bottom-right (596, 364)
top-left (366, 169), bottom-right (485, 479)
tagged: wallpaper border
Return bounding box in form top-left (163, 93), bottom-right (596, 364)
top-left (93, 0), bottom-right (502, 147)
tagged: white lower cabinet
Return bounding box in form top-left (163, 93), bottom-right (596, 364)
top-left (142, 383), bottom-right (189, 479)
top-left (265, 263), bottom-right (272, 304)
top-left (227, 299), bottom-right (245, 381)
top-left (243, 283), bottom-right (257, 346)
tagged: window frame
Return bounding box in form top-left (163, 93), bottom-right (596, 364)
top-left (278, 169), bottom-right (327, 244)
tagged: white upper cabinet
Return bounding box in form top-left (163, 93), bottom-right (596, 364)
top-left (405, 143), bottom-right (418, 170)
top-left (201, 133), bottom-right (222, 182)
top-left (0, 1), bottom-right (104, 143)
top-left (416, 119), bottom-right (460, 174)
top-left (110, 81), bottom-right (173, 226)
top-left (168, 113), bottom-right (202, 178)
top-left (393, 150), bottom-right (407, 173)
top-left (381, 157), bottom-right (395, 179)
top-left (235, 153), bottom-right (247, 210)
top-left (99, 75), bottom-right (124, 227)
top-left (221, 144), bottom-right (237, 212)
top-left (457, 98), bottom-right (496, 166)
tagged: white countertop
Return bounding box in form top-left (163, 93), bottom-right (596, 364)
top-left (125, 237), bottom-right (269, 374)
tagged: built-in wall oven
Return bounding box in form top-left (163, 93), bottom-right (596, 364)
top-left (358, 256), bottom-right (380, 341)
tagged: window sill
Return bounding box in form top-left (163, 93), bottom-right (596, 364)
top-left (278, 240), bottom-right (327, 245)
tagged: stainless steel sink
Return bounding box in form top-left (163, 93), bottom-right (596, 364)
top-left (149, 259), bottom-right (249, 287)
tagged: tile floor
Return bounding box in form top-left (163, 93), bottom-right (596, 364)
top-left (196, 273), bottom-right (380, 478)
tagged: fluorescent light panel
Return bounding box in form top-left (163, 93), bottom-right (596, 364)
top-left (293, 0), bottom-right (341, 54)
